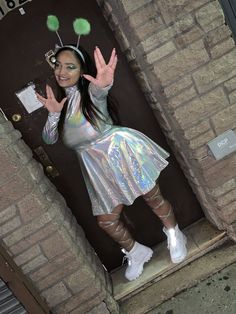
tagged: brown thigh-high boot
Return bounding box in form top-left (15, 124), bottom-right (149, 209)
top-left (143, 184), bottom-right (187, 263)
top-left (97, 204), bottom-right (153, 281)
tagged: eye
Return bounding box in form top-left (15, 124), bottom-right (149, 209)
top-left (67, 65), bottom-right (76, 70)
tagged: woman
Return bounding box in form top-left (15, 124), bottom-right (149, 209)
top-left (37, 44), bottom-right (187, 281)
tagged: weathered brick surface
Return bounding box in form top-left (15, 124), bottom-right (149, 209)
top-left (35, 259), bottom-right (80, 291)
top-left (0, 172), bottom-right (33, 211)
top-left (0, 216), bottom-right (21, 237)
top-left (0, 205), bottom-right (17, 225)
top-left (202, 154), bottom-right (236, 188)
top-left (0, 149), bottom-right (21, 184)
top-left (184, 121), bottom-right (211, 140)
top-left (17, 188), bottom-right (49, 223)
top-left (211, 105), bottom-right (236, 134)
top-left (221, 201), bottom-right (236, 224)
top-left (174, 87), bottom-right (227, 128)
top-left (168, 86), bottom-right (197, 109)
top-left (40, 232), bottom-right (70, 259)
top-left (154, 40), bottom-right (209, 86)
top-left (224, 76), bottom-right (236, 93)
top-left (55, 281), bottom-right (105, 313)
top-left (146, 41), bottom-right (176, 64)
top-left (164, 75), bottom-right (193, 98)
top-left (9, 223), bottom-right (57, 255)
top-left (3, 212), bottom-right (52, 247)
top-left (210, 179), bottom-right (236, 198)
top-left (0, 115), bottom-right (116, 313)
top-left (64, 267), bottom-right (95, 294)
top-left (210, 37), bottom-right (235, 59)
top-left (121, 0), bottom-right (152, 14)
top-left (217, 189), bottom-right (236, 207)
top-left (22, 254), bottom-right (48, 275)
top-left (193, 50), bottom-right (236, 93)
top-left (141, 14), bottom-right (195, 53)
top-left (174, 26), bottom-right (203, 49)
top-left (195, 1), bottom-right (224, 32)
top-left (41, 282), bottom-right (72, 308)
top-left (137, 16), bottom-right (164, 40)
top-left (128, 1), bottom-right (160, 28)
top-left (157, 0), bottom-right (210, 24)
top-left (14, 244), bottom-right (42, 266)
top-left (102, 0), bottom-right (236, 239)
top-left (30, 251), bottom-right (76, 282)
top-left (88, 302), bottom-right (110, 314)
top-left (205, 24), bottom-right (231, 47)
top-left (189, 130), bottom-right (215, 150)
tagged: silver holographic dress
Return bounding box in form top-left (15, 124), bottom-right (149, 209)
top-left (42, 83), bottom-right (169, 215)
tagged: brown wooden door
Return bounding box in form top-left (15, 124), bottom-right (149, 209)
top-left (0, 0), bottom-right (203, 271)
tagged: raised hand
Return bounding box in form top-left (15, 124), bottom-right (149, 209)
top-left (83, 47), bottom-right (117, 88)
top-left (36, 85), bottom-right (67, 113)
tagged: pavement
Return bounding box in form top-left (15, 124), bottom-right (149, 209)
top-left (148, 263), bottom-right (236, 314)
top-left (148, 253), bottom-right (236, 314)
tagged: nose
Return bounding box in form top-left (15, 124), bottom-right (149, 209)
top-left (56, 65), bottom-right (67, 76)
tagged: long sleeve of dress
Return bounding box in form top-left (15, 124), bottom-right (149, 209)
top-left (42, 112), bottom-right (61, 144)
top-left (88, 82), bottom-right (112, 105)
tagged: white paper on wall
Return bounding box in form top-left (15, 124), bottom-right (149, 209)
top-left (15, 84), bottom-right (43, 114)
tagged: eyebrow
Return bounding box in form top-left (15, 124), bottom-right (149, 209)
top-left (56, 61), bottom-right (77, 66)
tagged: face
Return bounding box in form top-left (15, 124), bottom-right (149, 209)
top-left (54, 50), bottom-right (82, 88)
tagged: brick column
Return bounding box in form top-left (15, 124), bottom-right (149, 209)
top-left (97, 0), bottom-right (236, 241)
top-left (0, 114), bottom-right (118, 313)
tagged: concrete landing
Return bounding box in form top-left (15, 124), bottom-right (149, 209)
top-left (111, 219), bottom-right (226, 301)
top-left (110, 219), bottom-right (236, 314)
top-left (118, 241), bottom-right (236, 314)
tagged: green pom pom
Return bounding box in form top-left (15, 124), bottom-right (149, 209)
top-left (73, 18), bottom-right (91, 35)
top-left (47, 15), bottom-right (59, 32)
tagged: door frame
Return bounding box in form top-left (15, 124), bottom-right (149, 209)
top-left (0, 245), bottom-right (50, 314)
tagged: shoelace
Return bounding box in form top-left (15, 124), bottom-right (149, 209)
top-left (122, 253), bottom-right (132, 266)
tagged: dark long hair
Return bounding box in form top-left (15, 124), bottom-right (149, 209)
top-left (53, 45), bottom-right (120, 131)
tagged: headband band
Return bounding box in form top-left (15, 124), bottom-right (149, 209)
top-left (57, 45), bottom-right (85, 63)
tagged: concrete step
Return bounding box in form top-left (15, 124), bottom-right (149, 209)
top-left (110, 219), bottom-right (236, 313)
top-left (118, 241), bottom-right (236, 313)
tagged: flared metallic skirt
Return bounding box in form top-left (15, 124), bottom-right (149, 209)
top-left (77, 127), bottom-right (169, 216)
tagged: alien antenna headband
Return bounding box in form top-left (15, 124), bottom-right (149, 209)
top-left (46, 15), bottom-right (91, 63)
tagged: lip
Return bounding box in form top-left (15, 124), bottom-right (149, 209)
top-left (58, 76), bottom-right (69, 81)
top-left (56, 76), bottom-right (71, 85)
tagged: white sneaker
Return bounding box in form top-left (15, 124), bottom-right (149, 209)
top-left (122, 242), bottom-right (153, 281)
top-left (163, 224), bottom-right (187, 263)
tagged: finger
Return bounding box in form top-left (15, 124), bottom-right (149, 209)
top-left (83, 74), bottom-right (97, 84)
top-left (35, 92), bottom-right (47, 104)
top-left (94, 46), bottom-right (106, 69)
top-left (46, 85), bottom-right (55, 99)
top-left (94, 49), bottom-right (102, 72)
top-left (46, 85), bottom-right (51, 99)
top-left (108, 48), bottom-right (116, 67)
top-left (110, 54), bottom-right (118, 71)
top-left (60, 97), bottom-right (67, 107)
